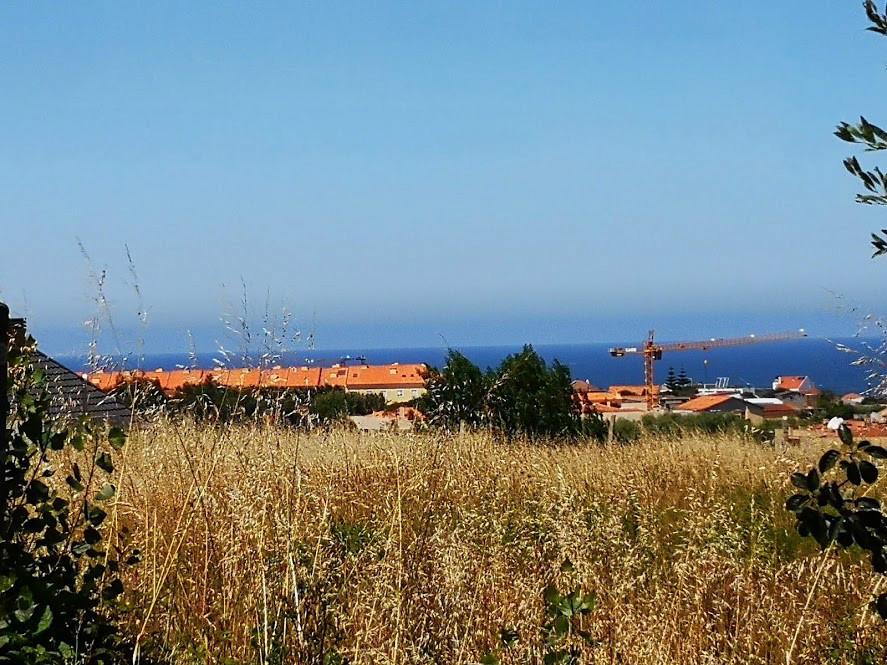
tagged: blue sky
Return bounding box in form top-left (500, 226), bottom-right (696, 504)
top-left (2, 2), bottom-right (886, 354)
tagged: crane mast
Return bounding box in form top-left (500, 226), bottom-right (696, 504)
top-left (608, 329), bottom-right (807, 410)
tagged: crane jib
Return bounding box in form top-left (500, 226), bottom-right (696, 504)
top-left (606, 329), bottom-right (807, 411)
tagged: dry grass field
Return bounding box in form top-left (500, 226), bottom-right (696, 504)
top-left (101, 421), bottom-right (887, 664)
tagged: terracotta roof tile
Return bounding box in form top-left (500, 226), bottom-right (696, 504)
top-left (677, 394), bottom-right (741, 412)
top-left (775, 376), bottom-right (806, 390)
top-left (87, 363), bottom-right (427, 396)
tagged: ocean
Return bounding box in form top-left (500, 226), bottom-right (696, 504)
top-left (59, 337), bottom-right (886, 395)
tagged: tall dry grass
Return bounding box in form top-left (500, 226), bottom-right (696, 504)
top-left (104, 421), bottom-right (887, 664)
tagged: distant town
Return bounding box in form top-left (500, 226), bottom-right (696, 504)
top-left (84, 360), bottom-right (887, 436)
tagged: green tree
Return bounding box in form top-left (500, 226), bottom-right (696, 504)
top-left (310, 389), bottom-right (350, 423)
top-left (421, 346), bottom-right (603, 441)
top-left (487, 345), bottom-right (582, 440)
top-left (815, 392), bottom-right (855, 421)
top-left (836, 1), bottom-right (887, 255)
top-left (664, 366), bottom-right (678, 392)
top-left (343, 391), bottom-right (386, 416)
top-left (420, 350), bottom-right (490, 431)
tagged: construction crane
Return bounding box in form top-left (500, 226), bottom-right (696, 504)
top-left (608, 329), bottom-right (808, 410)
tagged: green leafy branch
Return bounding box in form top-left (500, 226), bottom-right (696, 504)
top-left (786, 423), bottom-right (887, 618)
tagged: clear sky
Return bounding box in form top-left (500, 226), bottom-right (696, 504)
top-left (2, 2), bottom-right (886, 355)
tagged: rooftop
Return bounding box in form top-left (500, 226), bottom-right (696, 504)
top-left (675, 394), bottom-right (741, 412)
top-left (87, 363), bottom-right (427, 395)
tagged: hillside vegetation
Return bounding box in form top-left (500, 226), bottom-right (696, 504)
top-left (104, 422), bottom-right (887, 664)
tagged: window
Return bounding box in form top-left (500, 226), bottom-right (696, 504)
top-left (411, 389), bottom-right (418, 397)
top-left (396, 389), bottom-right (404, 397)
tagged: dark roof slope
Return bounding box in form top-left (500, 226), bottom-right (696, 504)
top-left (7, 316), bottom-right (130, 426)
top-left (33, 351), bottom-right (131, 426)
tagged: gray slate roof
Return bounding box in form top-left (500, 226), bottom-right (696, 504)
top-left (33, 350), bottom-right (131, 426)
top-left (6, 316), bottom-right (130, 426)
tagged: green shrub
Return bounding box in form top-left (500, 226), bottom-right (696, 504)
top-left (1, 331), bottom-right (138, 662)
top-left (612, 419), bottom-right (641, 444)
top-left (641, 412), bottom-right (746, 437)
top-left (787, 423), bottom-right (887, 622)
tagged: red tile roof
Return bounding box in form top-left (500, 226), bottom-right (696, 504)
top-left (87, 363), bottom-right (427, 396)
top-left (677, 394), bottom-right (741, 413)
top-left (610, 385), bottom-right (660, 399)
top-left (775, 376), bottom-right (807, 391)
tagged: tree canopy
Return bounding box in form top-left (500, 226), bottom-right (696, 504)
top-left (421, 345), bottom-right (602, 441)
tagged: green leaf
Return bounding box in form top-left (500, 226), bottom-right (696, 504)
top-left (860, 460), bottom-right (879, 484)
top-left (551, 614), bottom-right (570, 637)
top-left (806, 468), bottom-right (820, 491)
top-left (66, 475), bottom-right (84, 492)
top-left (102, 578), bottom-right (124, 601)
top-left (786, 494), bottom-right (807, 512)
top-left (95, 483), bottom-right (116, 502)
top-left (847, 462), bottom-right (862, 486)
top-left (84, 503), bottom-right (107, 527)
top-left (34, 606), bottom-right (52, 635)
top-left (875, 593), bottom-right (887, 620)
top-left (543, 585), bottom-right (561, 606)
top-left (14, 605), bottom-right (35, 623)
top-left (818, 449), bottom-right (840, 473)
top-left (96, 452), bottom-right (114, 474)
top-left (867, 445), bottom-right (887, 459)
top-left (49, 432), bottom-right (67, 451)
top-left (70, 434), bottom-right (85, 451)
top-left (543, 649), bottom-right (572, 665)
top-left (23, 517), bottom-right (45, 533)
top-left (84, 526), bottom-right (101, 545)
top-left (27, 479), bottom-right (50, 500)
top-left (108, 426), bottom-right (126, 450)
top-left (790, 472), bottom-right (809, 490)
top-left (838, 424), bottom-right (854, 446)
top-left (0, 574), bottom-right (15, 593)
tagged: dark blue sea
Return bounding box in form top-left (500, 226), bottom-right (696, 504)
top-left (58, 337), bottom-right (887, 395)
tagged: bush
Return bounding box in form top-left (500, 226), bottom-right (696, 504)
top-left (1, 330), bottom-right (137, 662)
top-left (641, 412), bottom-right (746, 437)
top-left (787, 423), bottom-right (887, 622)
top-left (612, 419), bottom-right (641, 444)
top-left (309, 389), bottom-right (348, 422)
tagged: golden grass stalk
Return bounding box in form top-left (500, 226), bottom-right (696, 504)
top-left (104, 421), bottom-right (887, 664)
